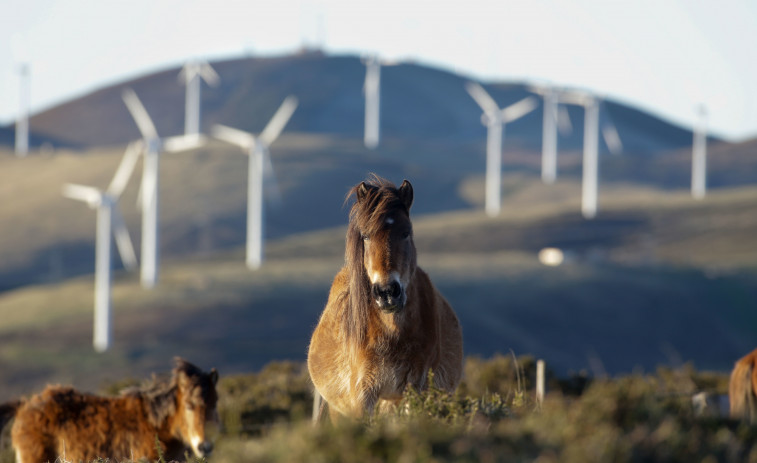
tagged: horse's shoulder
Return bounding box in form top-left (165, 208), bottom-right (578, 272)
top-left (327, 267), bottom-right (350, 300)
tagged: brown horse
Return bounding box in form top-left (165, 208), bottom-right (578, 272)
top-left (0, 358), bottom-right (219, 463)
top-left (308, 175), bottom-right (463, 420)
top-left (729, 347), bottom-right (757, 422)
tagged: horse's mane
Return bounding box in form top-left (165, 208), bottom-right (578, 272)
top-left (342, 175), bottom-right (411, 344)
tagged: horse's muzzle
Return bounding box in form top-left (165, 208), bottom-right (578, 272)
top-left (372, 281), bottom-right (405, 313)
top-left (196, 441), bottom-right (214, 457)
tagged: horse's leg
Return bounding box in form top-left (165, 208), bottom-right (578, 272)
top-left (15, 444), bottom-right (47, 463)
top-left (312, 390), bottom-right (327, 425)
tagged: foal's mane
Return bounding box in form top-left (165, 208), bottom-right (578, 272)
top-left (120, 373), bottom-right (178, 428)
top-left (120, 359), bottom-right (209, 427)
top-left (342, 175), bottom-right (412, 344)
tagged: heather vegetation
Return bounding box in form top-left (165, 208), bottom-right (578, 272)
top-left (3, 355), bottom-right (753, 463)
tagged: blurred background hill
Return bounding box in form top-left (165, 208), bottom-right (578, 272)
top-left (0, 52), bottom-right (755, 400)
top-left (6, 53), bottom-right (700, 153)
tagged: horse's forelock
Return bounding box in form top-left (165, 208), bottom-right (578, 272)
top-left (348, 178), bottom-right (408, 239)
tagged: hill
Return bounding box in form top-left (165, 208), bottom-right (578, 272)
top-left (3, 52), bottom-right (702, 156)
top-left (0, 153), bottom-right (755, 399)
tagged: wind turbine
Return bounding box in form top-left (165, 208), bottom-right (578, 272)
top-left (212, 95), bottom-right (299, 269)
top-left (465, 82), bottom-right (538, 217)
top-left (529, 84), bottom-right (573, 184)
top-left (691, 104), bottom-right (708, 199)
top-left (558, 90), bottom-right (623, 219)
top-left (179, 59), bottom-right (220, 136)
top-left (62, 142), bottom-right (141, 352)
top-left (363, 56), bottom-right (381, 149)
top-left (15, 64), bottom-right (30, 157)
top-left (121, 88), bottom-right (206, 288)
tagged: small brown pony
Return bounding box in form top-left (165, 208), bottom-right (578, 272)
top-left (308, 175), bottom-right (463, 420)
top-left (729, 347), bottom-right (757, 422)
top-left (0, 357), bottom-right (219, 463)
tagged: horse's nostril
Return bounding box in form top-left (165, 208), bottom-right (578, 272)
top-left (199, 441), bottom-right (214, 455)
top-left (390, 281), bottom-right (401, 298)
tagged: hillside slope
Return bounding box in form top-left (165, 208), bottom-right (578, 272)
top-left (0, 181), bottom-right (755, 400)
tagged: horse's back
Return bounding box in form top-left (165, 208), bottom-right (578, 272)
top-left (730, 348), bottom-right (757, 421)
top-left (12, 385), bottom-right (148, 462)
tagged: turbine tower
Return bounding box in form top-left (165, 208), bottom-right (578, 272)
top-left (122, 88), bottom-right (206, 288)
top-left (691, 104), bottom-right (708, 199)
top-left (62, 142), bottom-right (141, 352)
top-left (558, 90), bottom-right (623, 219)
top-left (212, 95), bottom-right (299, 269)
top-left (15, 64), bottom-right (30, 157)
top-left (529, 83), bottom-right (576, 184)
top-left (465, 82), bottom-right (537, 217)
top-left (179, 60), bottom-right (220, 136)
top-left (530, 85), bottom-right (558, 183)
top-left (363, 56), bottom-right (381, 149)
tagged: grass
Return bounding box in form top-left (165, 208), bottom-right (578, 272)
top-left (205, 357), bottom-right (753, 463)
top-left (0, 356), bottom-right (752, 463)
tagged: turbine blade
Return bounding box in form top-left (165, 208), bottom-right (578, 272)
top-left (465, 82), bottom-right (499, 115)
top-left (599, 101), bottom-right (623, 155)
top-left (121, 88), bottom-right (159, 141)
top-left (163, 134), bottom-right (207, 153)
top-left (502, 96), bottom-right (538, 123)
top-left (107, 141), bottom-right (142, 198)
top-left (111, 205), bottom-right (138, 271)
top-left (602, 123), bottom-right (623, 155)
top-left (199, 62), bottom-right (220, 87)
top-left (259, 96), bottom-right (299, 147)
top-left (62, 184), bottom-right (102, 206)
top-left (557, 106), bottom-right (573, 135)
top-left (212, 124), bottom-right (255, 150)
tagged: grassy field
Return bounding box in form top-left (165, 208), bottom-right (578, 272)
top-left (2, 355), bottom-right (751, 463)
top-left (0, 181), bottom-right (755, 400)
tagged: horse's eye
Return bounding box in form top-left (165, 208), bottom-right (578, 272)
top-left (362, 234), bottom-right (370, 241)
top-left (402, 231), bottom-right (410, 239)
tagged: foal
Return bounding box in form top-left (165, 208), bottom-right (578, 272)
top-left (0, 357), bottom-right (219, 462)
top-left (308, 176), bottom-right (463, 419)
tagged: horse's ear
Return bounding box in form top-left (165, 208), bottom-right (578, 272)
top-left (398, 180), bottom-right (413, 211)
top-left (356, 182), bottom-right (370, 202)
top-left (210, 368), bottom-right (219, 385)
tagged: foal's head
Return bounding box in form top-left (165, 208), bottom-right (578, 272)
top-left (172, 358), bottom-right (219, 458)
top-left (348, 176), bottom-right (416, 313)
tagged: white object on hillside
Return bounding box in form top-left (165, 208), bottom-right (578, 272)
top-left (212, 95), bottom-right (299, 270)
top-left (62, 141), bottom-right (141, 352)
top-left (466, 81), bottom-right (538, 217)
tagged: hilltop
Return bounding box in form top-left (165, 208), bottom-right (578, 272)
top-left (4, 52), bottom-right (701, 155)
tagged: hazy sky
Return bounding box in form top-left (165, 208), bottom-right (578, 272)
top-left (2, 0), bottom-right (756, 141)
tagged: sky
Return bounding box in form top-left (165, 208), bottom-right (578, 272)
top-left (2, 0), bottom-right (756, 141)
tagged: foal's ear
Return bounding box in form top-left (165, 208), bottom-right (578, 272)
top-left (356, 182), bottom-right (371, 202)
top-left (210, 368), bottom-right (219, 385)
top-left (398, 180), bottom-right (413, 211)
